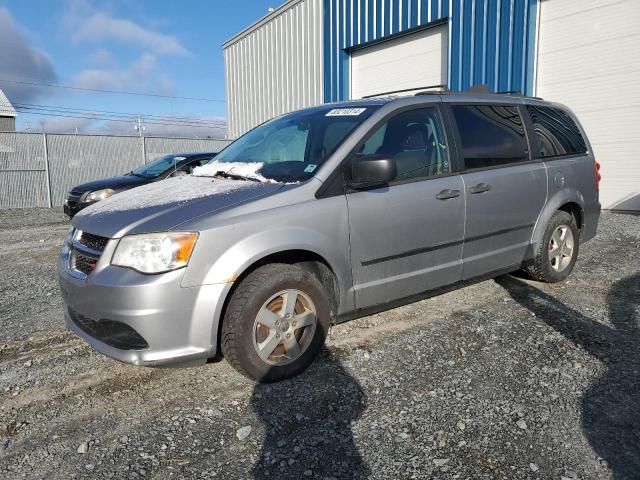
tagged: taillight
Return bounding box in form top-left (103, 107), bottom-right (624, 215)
top-left (594, 161), bottom-right (601, 190)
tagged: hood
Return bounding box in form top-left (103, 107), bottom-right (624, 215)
top-left (72, 174), bottom-right (150, 193)
top-left (72, 176), bottom-right (284, 238)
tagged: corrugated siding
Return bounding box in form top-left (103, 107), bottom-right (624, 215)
top-left (223, 0), bottom-right (324, 139)
top-left (0, 132), bottom-right (48, 208)
top-left (0, 117), bottom-right (15, 132)
top-left (0, 132), bottom-right (231, 209)
top-left (324, 0), bottom-right (538, 101)
top-left (46, 134), bottom-right (143, 207)
top-left (144, 137), bottom-right (231, 162)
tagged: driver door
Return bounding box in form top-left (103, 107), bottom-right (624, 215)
top-left (346, 107), bottom-right (465, 309)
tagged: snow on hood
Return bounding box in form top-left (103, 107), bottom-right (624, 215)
top-left (192, 160), bottom-right (272, 183)
top-left (77, 176), bottom-right (258, 218)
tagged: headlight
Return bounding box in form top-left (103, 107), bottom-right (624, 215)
top-left (112, 232), bottom-right (198, 274)
top-left (83, 188), bottom-right (114, 202)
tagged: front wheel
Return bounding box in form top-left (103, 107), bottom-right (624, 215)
top-left (221, 263), bottom-right (331, 382)
top-left (525, 210), bottom-right (580, 283)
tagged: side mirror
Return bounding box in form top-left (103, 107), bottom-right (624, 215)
top-left (348, 156), bottom-right (396, 189)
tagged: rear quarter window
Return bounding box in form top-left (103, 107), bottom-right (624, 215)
top-left (526, 105), bottom-right (587, 158)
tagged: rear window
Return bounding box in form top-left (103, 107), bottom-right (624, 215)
top-left (452, 104), bottom-right (529, 170)
top-left (526, 105), bottom-right (587, 158)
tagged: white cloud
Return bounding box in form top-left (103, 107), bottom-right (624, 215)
top-left (0, 7), bottom-right (58, 103)
top-left (88, 48), bottom-right (114, 66)
top-left (72, 11), bottom-right (191, 56)
top-left (35, 114), bottom-right (99, 133)
top-left (71, 53), bottom-right (172, 94)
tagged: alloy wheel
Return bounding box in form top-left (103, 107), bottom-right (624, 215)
top-left (549, 224), bottom-right (575, 272)
top-left (252, 289), bottom-right (317, 366)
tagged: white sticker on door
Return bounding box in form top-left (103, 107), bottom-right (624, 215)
top-left (325, 108), bottom-right (367, 117)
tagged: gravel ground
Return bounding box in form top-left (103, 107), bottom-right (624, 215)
top-left (0, 209), bottom-right (638, 479)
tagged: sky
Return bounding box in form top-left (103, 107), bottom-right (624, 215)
top-left (0, 0), bottom-right (279, 137)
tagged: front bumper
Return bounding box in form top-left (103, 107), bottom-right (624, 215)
top-left (57, 251), bottom-right (228, 366)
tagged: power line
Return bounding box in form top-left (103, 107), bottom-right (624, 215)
top-left (4, 102), bottom-right (226, 127)
top-left (10, 101), bottom-right (226, 124)
top-left (11, 110), bottom-right (226, 129)
top-left (0, 77), bottom-right (225, 103)
top-left (0, 100), bottom-right (226, 128)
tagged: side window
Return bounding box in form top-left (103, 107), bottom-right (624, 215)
top-left (527, 105), bottom-right (587, 158)
top-left (357, 108), bottom-right (450, 181)
top-left (452, 104), bottom-right (529, 170)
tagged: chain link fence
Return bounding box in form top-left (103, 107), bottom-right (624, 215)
top-left (0, 132), bottom-right (231, 208)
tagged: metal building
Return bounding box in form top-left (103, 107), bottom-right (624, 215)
top-left (223, 0), bottom-right (640, 211)
top-left (0, 89), bottom-right (17, 132)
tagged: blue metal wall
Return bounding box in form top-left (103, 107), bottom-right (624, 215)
top-left (323, 0), bottom-right (538, 102)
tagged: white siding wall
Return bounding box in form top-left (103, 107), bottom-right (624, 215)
top-left (223, 0), bottom-right (324, 139)
top-left (536, 0), bottom-right (640, 211)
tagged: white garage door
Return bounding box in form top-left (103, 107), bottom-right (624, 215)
top-left (536, 0), bottom-right (640, 211)
top-left (350, 25), bottom-right (448, 99)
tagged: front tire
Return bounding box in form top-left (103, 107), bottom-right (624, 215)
top-left (525, 210), bottom-right (580, 283)
top-left (221, 263), bottom-right (331, 382)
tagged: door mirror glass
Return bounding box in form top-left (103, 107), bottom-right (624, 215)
top-left (348, 156), bottom-right (397, 189)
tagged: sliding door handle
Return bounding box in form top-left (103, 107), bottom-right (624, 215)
top-left (469, 183), bottom-right (491, 194)
top-left (436, 189), bottom-right (461, 200)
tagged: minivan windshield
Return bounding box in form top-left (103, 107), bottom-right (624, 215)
top-left (213, 106), bottom-right (379, 182)
top-left (130, 155), bottom-right (187, 179)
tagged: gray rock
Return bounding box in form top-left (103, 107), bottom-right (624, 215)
top-left (236, 426), bottom-right (252, 441)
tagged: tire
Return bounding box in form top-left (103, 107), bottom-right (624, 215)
top-left (525, 210), bottom-right (580, 283)
top-left (221, 263), bottom-right (331, 383)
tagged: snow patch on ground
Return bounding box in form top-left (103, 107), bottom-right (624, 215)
top-left (77, 176), bottom-right (256, 217)
top-left (192, 160), bottom-right (271, 183)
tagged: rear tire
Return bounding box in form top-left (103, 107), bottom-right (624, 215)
top-left (525, 210), bottom-right (580, 283)
top-left (221, 263), bottom-right (331, 383)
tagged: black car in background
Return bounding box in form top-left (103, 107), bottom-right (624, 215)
top-left (64, 152), bottom-right (218, 217)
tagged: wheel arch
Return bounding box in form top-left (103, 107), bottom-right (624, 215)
top-left (531, 189), bottom-right (585, 251)
top-left (213, 248), bottom-right (342, 360)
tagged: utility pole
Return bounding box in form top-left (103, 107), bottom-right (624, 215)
top-left (134, 115), bottom-right (146, 137)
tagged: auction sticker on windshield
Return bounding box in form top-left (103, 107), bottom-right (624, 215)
top-left (325, 108), bottom-right (367, 116)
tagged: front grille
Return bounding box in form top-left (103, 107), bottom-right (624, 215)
top-left (73, 253), bottom-right (98, 275)
top-left (68, 230), bottom-right (110, 277)
top-left (79, 232), bottom-right (109, 251)
top-left (68, 308), bottom-right (149, 350)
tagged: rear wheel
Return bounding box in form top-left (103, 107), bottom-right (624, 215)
top-left (221, 263), bottom-right (331, 382)
top-left (525, 210), bottom-right (580, 283)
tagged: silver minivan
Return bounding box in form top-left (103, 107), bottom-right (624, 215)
top-left (58, 92), bottom-right (601, 382)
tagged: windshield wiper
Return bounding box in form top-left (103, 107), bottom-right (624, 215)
top-left (213, 171), bottom-right (261, 182)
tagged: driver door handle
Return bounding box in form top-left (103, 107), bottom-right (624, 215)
top-left (436, 189), bottom-right (461, 200)
top-left (469, 183), bottom-right (492, 194)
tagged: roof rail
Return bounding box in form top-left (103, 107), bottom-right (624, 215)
top-left (414, 85), bottom-right (450, 95)
top-left (362, 84), bottom-right (449, 98)
top-left (497, 89), bottom-right (544, 100)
